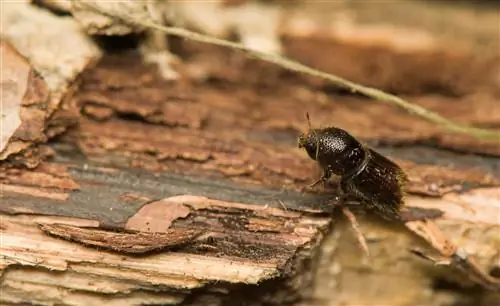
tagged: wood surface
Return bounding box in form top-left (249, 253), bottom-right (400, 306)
top-left (1, 1), bottom-right (499, 305)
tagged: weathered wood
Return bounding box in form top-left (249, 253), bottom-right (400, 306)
top-left (1, 156), bottom-right (499, 305)
top-left (1, 1), bottom-right (500, 305)
top-left (284, 0), bottom-right (500, 54)
top-left (0, 2), bottom-right (101, 165)
top-left (1, 198), bottom-right (330, 305)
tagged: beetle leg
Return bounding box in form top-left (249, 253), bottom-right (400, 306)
top-left (308, 169), bottom-right (331, 188)
top-left (333, 178), bottom-right (351, 205)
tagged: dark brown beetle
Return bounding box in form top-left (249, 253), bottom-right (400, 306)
top-left (297, 114), bottom-right (409, 221)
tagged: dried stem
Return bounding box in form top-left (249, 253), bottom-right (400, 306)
top-left (81, 2), bottom-right (500, 141)
top-left (341, 206), bottom-right (370, 256)
top-left (411, 248), bottom-right (500, 291)
top-left (407, 220), bottom-right (500, 291)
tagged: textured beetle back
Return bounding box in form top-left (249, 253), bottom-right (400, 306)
top-left (347, 149), bottom-right (408, 220)
top-left (314, 127), bottom-right (367, 177)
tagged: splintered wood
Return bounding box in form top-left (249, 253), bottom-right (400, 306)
top-left (0, 2), bottom-right (101, 166)
top-left (38, 223), bottom-right (203, 254)
top-left (2, 1), bottom-right (500, 306)
top-left (0, 172), bottom-right (331, 304)
top-left (2, 48), bottom-right (500, 306)
top-left (1, 160), bottom-right (499, 305)
top-left (0, 41), bottom-right (51, 166)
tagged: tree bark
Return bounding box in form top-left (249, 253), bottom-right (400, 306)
top-left (1, 1), bottom-right (500, 305)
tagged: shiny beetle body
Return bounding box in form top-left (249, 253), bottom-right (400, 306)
top-left (298, 126), bottom-right (408, 221)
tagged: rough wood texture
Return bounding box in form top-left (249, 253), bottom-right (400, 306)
top-left (0, 2), bottom-right (101, 165)
top-left (0, 41), bottom-right (49, 165)
top-left (1, 1), bottom-right (500, 305)
top-left (1, 195), bottom-right (330, 305)
top-left (284, 0), bottom-right (500, 54)
top-left (1, 158), bottom-right (499, 305)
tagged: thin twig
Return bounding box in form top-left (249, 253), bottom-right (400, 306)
top-left (407, 220), bottom-right (500, 291)
top-left (411, 248), bottom-right (500, 291)
top-left (277, 199), bottom-right (288, 211)
top-left (341, 206), bottom-right (370, 256)
top-left (80, 2), bottom-right (500, 141)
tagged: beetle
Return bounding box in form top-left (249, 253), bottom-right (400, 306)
top-left (297, 113), bottom-right (415, 221)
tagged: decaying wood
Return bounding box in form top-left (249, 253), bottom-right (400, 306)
top-left (2, 1), bottom-right (500, 305)
top-left (0, 2), bottom-right (101, 165)
top-left (35, 0), bottom-right (286, 80)
top-left (38, 223), bottom-right (203, 254)
top-left (304, 191), bottom-right (500, 306)
top-left (1, 181), bottom-right (332, 305)
top-left (1, 158), bottom-right (499, 305)
top-left (283, 0), bottom-right (500, 55)
top-left (3, 48), bottom-right (500, 306)
top-left (0, 41), bottom-right (51, 166)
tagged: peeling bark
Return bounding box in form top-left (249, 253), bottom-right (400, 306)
top-left (1, 1), bottom-right (500, 305)
top-left (0, 2), bottom-right (101, 165)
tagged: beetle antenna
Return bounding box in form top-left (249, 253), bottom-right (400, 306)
top-left (305, 112), bottom-right (320, 161)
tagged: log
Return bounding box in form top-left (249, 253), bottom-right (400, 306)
top-left (2, 49), bottom-right (499, 304)
top-left (1, 1), bottom-right (500, 305)
top-left (1, 186), bottom-right (331, 305)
